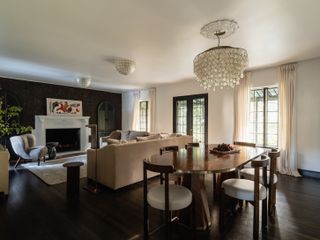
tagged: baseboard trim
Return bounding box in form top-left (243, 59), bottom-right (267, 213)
top-left (299, 169), bottom-right (320, 179)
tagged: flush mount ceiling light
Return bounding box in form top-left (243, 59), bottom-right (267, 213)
top-left (114, 58), bottom-right (136, 75)
top-left (193, 19), bottom-right (248, 91)
top-left (76, 76), bottom-right (91, 88)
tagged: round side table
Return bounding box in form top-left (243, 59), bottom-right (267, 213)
top-left (63, 161), bottom-right (84, 196)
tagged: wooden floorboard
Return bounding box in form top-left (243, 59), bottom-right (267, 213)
top-left (0, 168), bottom-right (320, 240)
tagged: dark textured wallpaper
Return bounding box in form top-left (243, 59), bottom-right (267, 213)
top-left (0, 77), bottom-right (122, 129)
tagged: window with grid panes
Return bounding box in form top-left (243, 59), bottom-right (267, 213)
top-left (175, 100), bottom-right (187, 135)
top-left (139, 101), bottom-right (148, 131)
top-left (248, 87), bottom-right (279, 147)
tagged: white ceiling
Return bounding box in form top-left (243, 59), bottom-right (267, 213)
top-left (1, 0), bottom-right (320, 92)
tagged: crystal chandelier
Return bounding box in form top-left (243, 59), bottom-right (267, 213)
top-left (115, 58), bottom-right (136, 75)
top-left (193, 19), bottom-right (248, 91)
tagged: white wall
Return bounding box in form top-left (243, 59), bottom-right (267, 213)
top-left (122, 89), bottom-right (155, 131)
top-left (296, 58), bottom-right (320, 171)
top-left (251, 67), bottom-right (277, 87)
top-left (249, 58), bottom-right (320, 172)
top-left (122, 58), bottom-right (320, 172)
top-left (156, 80), bottom-right (234, 144)
top-left (123, 80), bottom-right (235, 144)
top-left (122, 91), bottom-right (135, 131)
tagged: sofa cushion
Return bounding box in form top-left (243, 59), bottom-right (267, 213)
top-left (120, 139), bottom-right (137, 144)
top-left (128, 131), bottom-right (148, 140)
top-left (106, 139), bottom-right (121, 145)
top-left (160, 133), bottom-right (170, 139)
top-left (29, 146), bottom-right (48, 161)
top-left (136, 134), bottom-right (160, 141)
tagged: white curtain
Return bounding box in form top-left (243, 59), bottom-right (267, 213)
top-left (148, 88), bottom-right (156, 132)
top-left (130, 88), bottom-right (156, 132)
top-left (278, 63), bottom-right (301, 176)
top-left (234, 72), bottom-right (252, 142)
top-left (131, 90), bottom-right (140, 131)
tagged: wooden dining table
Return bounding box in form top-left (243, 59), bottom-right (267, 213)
top-left (146, 144), bottom-right (267, 229)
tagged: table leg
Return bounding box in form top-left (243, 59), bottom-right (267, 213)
top-left (66, 166), bottom-right (80, 195)
top-left (190, 174), bottom-right (211, 229)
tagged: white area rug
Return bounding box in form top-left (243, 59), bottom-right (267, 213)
top-left (22, 155), bottom-right (87, 185)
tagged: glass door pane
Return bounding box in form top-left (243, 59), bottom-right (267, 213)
top-left (192, 98), bottom-right (205, 143)
top-left (175, 100), bottom-right (187, 135)
top-left (173, 94), bottom-right (208, 144)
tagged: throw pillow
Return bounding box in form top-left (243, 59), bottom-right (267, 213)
top-left (21, 134), bottom-right (30, 151)
top-left (128, 130), bottom-right (148, 140)
top-left (106, 139), bottom-right (120, 145)
top-left (120, 130), bottom-right (130, 141)
top-left (108, 130), bottom-right (121, 140)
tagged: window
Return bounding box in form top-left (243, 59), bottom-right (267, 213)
top-left (175, 100), bottom-right (187, 135)
top-left (248, 87), bottom-right (279, 147)
top-left (139, 101), bottom-right (148, 131)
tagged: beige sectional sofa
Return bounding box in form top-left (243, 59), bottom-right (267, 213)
top-left (87, 134), bottom-right (192, 190)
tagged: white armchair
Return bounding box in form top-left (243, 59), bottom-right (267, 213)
top-left (10, 134), bottom-right (47, 168)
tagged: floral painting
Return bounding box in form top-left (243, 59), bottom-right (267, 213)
top-left (46, 98), bottom-right (82, 116)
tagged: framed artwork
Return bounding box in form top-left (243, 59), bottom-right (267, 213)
top-left (46, 98), bottom-right (83, 116)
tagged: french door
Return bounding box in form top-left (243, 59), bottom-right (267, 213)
top-left (173, 94), bottom-right (208, 144)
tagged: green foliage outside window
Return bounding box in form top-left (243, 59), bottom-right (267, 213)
top-left (0, 97), bottom-right (32, 149)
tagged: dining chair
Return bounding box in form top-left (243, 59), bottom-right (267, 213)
top-left (185, 142), bottom-right (200, 149)
top-left (159, 145), bottom-right (179, 155)
top-left (159, 145), bottom-right (180, 184)
top-left (220, 155), bottom-right (269, 240)
top-left (240, 149), bottom-right (280, 216)
top-left (233, 141), bottom-right (256, 147)
top-left (214, 142), bottom-right (256, 196)
top-left (233, 141), bottom-right (256, 168)
top-left (143, 159), bottom-right (193, 239)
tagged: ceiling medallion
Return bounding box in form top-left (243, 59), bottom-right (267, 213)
top-left (115, 58), bottom-right (136, 75)
top-left (193, 19), bottom-right (248, 91)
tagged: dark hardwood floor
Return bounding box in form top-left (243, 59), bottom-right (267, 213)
top-left (0, 168), bottom-right (320, 240)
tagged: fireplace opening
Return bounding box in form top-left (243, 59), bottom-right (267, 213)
top-left (46, 128), bottom-right (80, 152)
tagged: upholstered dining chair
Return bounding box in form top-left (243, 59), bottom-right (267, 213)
top-left (159, 145), bottom-right (180, 185)
top-left (233, 141), bottom-right (256, 168)
top-left (159, 145), bottom-right (179, 155)
top-left (233, 141), bottom-right (256, 147)
top-left (143, 159), bottom-right (192, 239)
top-left (185, 142), bottom-right (200, 149)
top-left (220, 155), bottom-right (269, 240)
top-left (240, 149), bottom-right (280, 216)
top-left (10, 134), bottom-right (48, 168)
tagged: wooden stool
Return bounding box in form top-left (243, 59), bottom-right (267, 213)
top-left (63, 161), bottom-right (84, 196)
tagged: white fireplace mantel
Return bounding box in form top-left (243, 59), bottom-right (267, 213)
top-left (34, 115), bottom-right (90, 152)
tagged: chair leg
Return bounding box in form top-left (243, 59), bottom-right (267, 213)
top-left (253, 201), bottom-right (259, 240)
top-left (268, 184), bottom-right (276, 216)
top-left (219, 189), bottom-right (225, 233)
top-left (262, 197), bottom-right (268, 228)
top-left (38, 158), bottom-right (40, 166)
top-left (239, 200), bottom-right (243, 208)
top-left (14, 157), bottom-right (22, 168)
top-left (165, 209), bottom-right (170, 240)
top-left (144, 203), bottom-right (149, 239)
